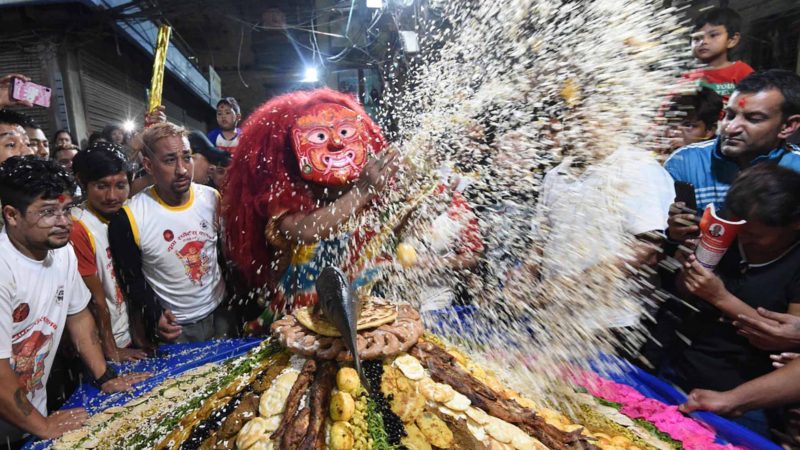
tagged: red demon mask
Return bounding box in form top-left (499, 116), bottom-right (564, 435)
top-left (291, 103), bottom-right (371, 186)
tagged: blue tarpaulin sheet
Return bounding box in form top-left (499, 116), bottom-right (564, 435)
top-left (23, 338), bottom-right (261, 450)
top-left (22, 307), bottom-right (781, 450)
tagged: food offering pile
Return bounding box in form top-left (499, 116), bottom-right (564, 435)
top-left (47, 301), bottom-right (705, 450)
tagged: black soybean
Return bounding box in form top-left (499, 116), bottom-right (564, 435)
top-left (363, 360), bottom-right (407, 445)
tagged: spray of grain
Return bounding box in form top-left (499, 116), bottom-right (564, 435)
top-left (362, 0), bottom-right (691, 400)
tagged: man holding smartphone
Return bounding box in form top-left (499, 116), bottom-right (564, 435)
top-left (665, 70), bottom-right (800, 243)
top-left (0, 74), bottom-right (34, 109)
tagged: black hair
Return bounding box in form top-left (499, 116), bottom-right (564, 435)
top-left (101, 124), bottom-right (125, 144)
top-left (726, 163), bottom-right (800, 226)
top-left (87, 131), bottom-right (106, 148)
top-left (216, 97), bottom-right (241, 115)
top-left (669, 87), bottom-right (724, 130)
top-left (0, 156), bottom-right (76, 216)
top-left (0, 109), bottom-right (29, 127)
top-left (72, 141), bottom-right (131, 186)
top-left (735, 69), bottom-right (800, 119)
top-left (693, 7), bottom-right (742, 36)
top-left (20, 115), bottom-right (41, 131)
top-left (52, 129), bottom-right (76, 145)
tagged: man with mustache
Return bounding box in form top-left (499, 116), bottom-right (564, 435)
top-left (108, 123), bottom-right (233, 343)
top-left (666, 69), bottom-right (800, 243)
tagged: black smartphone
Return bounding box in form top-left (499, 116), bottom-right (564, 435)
top-left (674, 181), bottom-right (697, 212)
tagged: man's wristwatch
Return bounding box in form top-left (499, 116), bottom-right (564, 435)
top-left (93, 366), bottom-right (118, 388)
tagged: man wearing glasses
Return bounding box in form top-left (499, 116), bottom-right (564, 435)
top-left (0, 157), bottom-right (149, 446)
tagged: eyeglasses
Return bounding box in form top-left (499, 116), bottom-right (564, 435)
top-left (29, 204), bottom-right (82, 226)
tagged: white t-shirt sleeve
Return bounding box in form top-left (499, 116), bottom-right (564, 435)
top-left (0, 271), bottom-right (13, 359)
top-left (66, 250), bottom-right (91, 315)
top-left (623, 157), bottom-right (675, 236)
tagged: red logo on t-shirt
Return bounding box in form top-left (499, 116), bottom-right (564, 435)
top-left (12, 330), bottom-right (53, 392)
top-left (177, 241), bottom-right (211, 285)
top-left (163, 230), bottom-right (174, 241)
top-left (12, 303), bottom-right (30, 322)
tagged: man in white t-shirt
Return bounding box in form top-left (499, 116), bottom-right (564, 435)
top-left (70, 142), bottom-right (152, 362)
top-left (0, 157), bottom-right (149, 445)
top-left (537, 148), bottom-right (675, 329)
top-left (109, 123), bottom-right (234, 343)
top-left (540, 148), bottom-right (675, 276)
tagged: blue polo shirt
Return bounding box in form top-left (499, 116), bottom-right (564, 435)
top-left (664, 137), bottom-right (800, 214)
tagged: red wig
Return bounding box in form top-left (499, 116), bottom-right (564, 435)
top-left (222, 88), bottom-right (387, 288)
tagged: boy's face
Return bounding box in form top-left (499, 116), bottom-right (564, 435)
top-left (678, 119), bottom-right (714, 147)
top-left (216, 104), bottom-right (240, 131)
top-left (691, 24), bottom-right (739, 64)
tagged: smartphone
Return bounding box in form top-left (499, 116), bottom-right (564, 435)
top-left (10, 78), bottom-right (51, 107)
top-left (674, 181), bottom-right (697, 212)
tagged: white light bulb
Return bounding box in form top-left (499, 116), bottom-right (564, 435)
top-left (302, 67), bottom-right (319, 83)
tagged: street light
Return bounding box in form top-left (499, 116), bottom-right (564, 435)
top-left (122, 119), bottom-right (136, 133)
top-left (302, 67), bottom-right (319, 83)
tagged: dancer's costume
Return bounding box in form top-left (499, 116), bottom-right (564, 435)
top-left (223, 89), bottom-right (399, 331)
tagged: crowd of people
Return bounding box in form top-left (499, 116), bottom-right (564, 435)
top-left (0, 4), bottom-right (800, 448)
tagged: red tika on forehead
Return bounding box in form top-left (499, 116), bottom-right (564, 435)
top-left (738, 98), bottom-right (747, 108)
top-left (57, 194), bottom-right (66, 203)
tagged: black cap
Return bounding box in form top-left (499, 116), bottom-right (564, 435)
top-left (187, 130), bottom-right (233, 167)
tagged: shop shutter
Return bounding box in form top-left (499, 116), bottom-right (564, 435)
top-left (79, 50), bottom-right (207, 134)
top-left (79, 50), bottom-right (147, 134)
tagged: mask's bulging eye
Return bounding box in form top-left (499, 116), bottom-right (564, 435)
top-left (338, 125), bottom-right (357, 139)
top-left (306, 129), bottom-right (329, 144)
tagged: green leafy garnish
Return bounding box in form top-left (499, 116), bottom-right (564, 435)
top-left (366, 396), bottom-right (403, 450)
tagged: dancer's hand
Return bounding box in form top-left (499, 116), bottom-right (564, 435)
top-left (358, 147), bottom-right (400, 194)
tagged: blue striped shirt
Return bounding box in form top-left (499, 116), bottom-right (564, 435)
top-left (664, 137), bottom-right (800, 215)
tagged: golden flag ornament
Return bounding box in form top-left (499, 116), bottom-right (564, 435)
top-left (148, 25), bottom-right (172, 113)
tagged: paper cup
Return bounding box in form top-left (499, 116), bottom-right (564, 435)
top-left (695, 203), bottom-right (746, 269)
